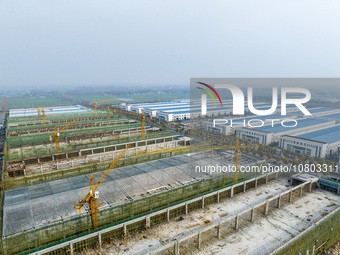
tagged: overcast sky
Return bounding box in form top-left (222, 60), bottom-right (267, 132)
top-left (0, 0), bottom-right (339, 89)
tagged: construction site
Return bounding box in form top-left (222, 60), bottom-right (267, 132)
top-left (0, 103), bottom-right (339, 255)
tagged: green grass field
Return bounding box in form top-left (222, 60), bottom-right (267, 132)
top-left (117, 93), bottom-right (189, 103)
top-left (72, 93), bottom-right (189, 104)
top-left (6, 92), bottom-right (189, 110)
top-left (7, 98), bottom-right (72, 109)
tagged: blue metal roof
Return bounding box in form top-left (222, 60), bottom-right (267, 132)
top-left (144, 104), bottom-right (190, 110)
top-left (288, 107), bottom-right (338, 116)
top-left (321, 113), bottom-right (340, 120)
top-left (137, 100), bottom-right (298, 116)
top-left (154, 102), bottom-right (269, 112)
top-left (295, 125), bottom-right (340, 144)
top-left (131, 103), bottom-right (188, 107)
top-left (235, 114), bottom-right (287, 121)
top-left (9, 105), bottom-right (90, 118)
top-left (155, 107), bottom-right (191, 112)
top-left (173, 110), bottom-right (191, 114)
top-left (254, 118), bottom-right (330, 134)
top-left (157, 110), bottom-right (191, 115)
top-left (135, 100), bottom-right (268, 109)
top-left (246, 103), bottom-right (276, 108)
top-left (285, 105), bottom-right (300, 108)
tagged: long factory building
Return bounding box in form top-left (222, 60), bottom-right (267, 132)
top-left (9, 105), bottom-right (92, 118)
top-left (232, 108), bottom-right (340, 144)
top-left (122, 101), bottom-right (340, 158)
top-left (202, 107), bottom-right (340, 158)
top-left (279, 113), bottom-right (340, 157)
top-left (119, 100), bottom-right (297, 121)
top-left (232, 108), bottom-right (340, 158)
top-left (202, 103), bottom-right (305, 136)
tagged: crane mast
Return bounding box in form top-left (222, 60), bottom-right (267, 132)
top-left (41, 106), bottom-right (53, 127)
top-left (93, 99), bottom-right (116, 116)
top-left (49, 119), bottom-right (77, 151)
top-left (74, 144), bottom-right (131, 229)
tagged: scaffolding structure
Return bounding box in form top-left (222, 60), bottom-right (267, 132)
top-left (5, 124), bottom-right (145, 160)
top-left (7, 111), bottom-right (108, 123)
top-left (2, 135), bottom-right (186, 190)
top-left (7, 118), bottom-right (129, 135)
top-left (2, 107), bottom-right (340, 255)
top-left (0, 152), bottom-right (264, 255)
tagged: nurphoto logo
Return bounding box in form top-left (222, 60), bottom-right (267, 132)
top-left (197, 82), bottom-right (311, 116)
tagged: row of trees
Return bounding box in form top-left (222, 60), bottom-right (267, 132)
top-left (189, 125), bottom-right (338, 173)
top-left (115, 111), bottom-right (339, 173)
top-left (243, 139), bottom-right (338, 172)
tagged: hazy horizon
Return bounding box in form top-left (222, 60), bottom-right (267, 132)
top-left (1, 0), bottom-right (340, 89)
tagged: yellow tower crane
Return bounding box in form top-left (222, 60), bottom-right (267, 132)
top-left (74, 145), bottom-right (131, 229)
top-left (92, 99), bottom-right (116, 116)
top-left (232, 135), bottom-right (242, 183)
top-left (37, 106), bottom-right (41, 120)
top-left (41, 106), bottom-right (53, 127)
top-left (107, 106), bottom-right (111, 120)
top-left (130, 135), bottom-right (252, 183)
top-left (49, 119), bottom-right (78, 151)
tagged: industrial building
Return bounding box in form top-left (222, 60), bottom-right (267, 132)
top-left (201, 106), bottom-right (340, 159)
top-left (280, 125), bottom-right (340, 158)
top-left (202, 108), bottom-right (299, 136)
top-left (204, 107), bottom-right (340, 137)
top-left (287, 107), bottom-right (340, 117)
top-left (121, 100), bottom-right (190, 113)
top-left (8, 105), bottom-right (92, 118)
top-left (234, 110), bottom-right (340, 158)
top-left (235, 118), bottom-right (333, 145)
top-left (120, 100), bottom-right (298, 121)
top-left (203, 107), bottom-right (340, 135)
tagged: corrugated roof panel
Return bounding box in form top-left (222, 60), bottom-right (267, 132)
top-left (321, 113), bottom-right (340, 119)
top-left (295, 125), bottom-right (340, 143)
top-left (288, 107), bottom-right (338, 115)
top-left (254, 118), bottom-right (330, 134)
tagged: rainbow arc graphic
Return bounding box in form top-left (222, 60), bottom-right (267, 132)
top-left (196, 82), bottom-right (223, 106)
